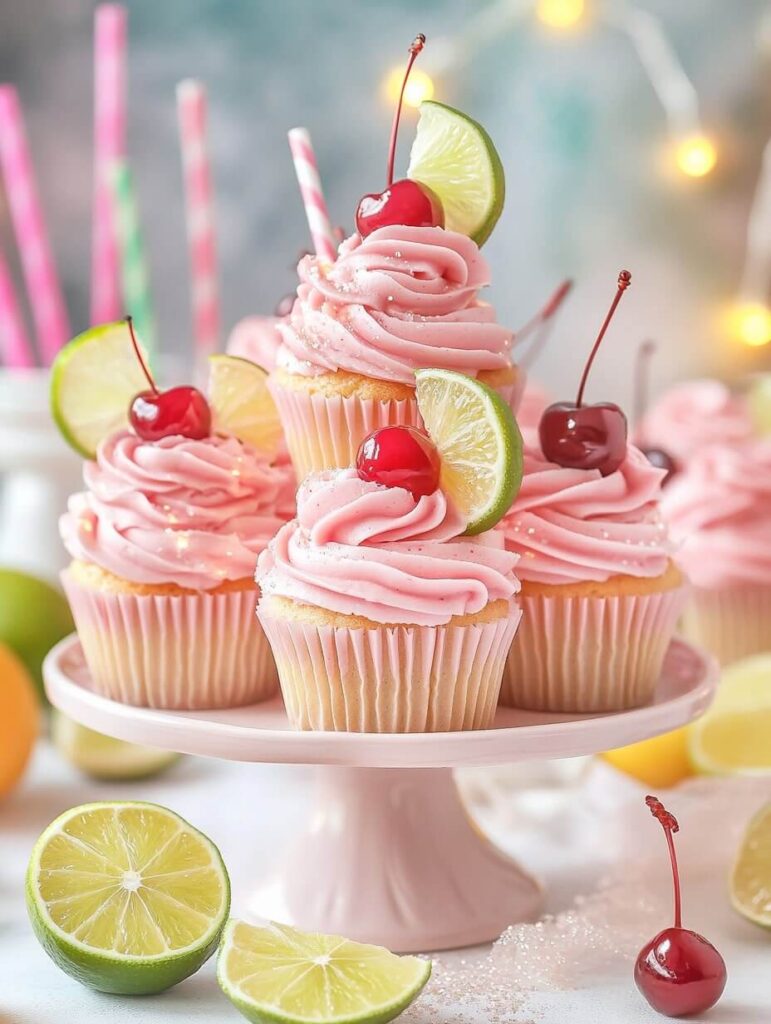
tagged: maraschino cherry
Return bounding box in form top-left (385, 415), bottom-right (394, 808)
top-left (634, 340), bottom-right (677, 482)
top-left (635, 796), bottom-right (727, 1018)
top-left (356, 425), bottom-right (440, 499)
top-left (355, 35), bottom-right (444, 238)
top-left (126, 317), bottom-right (211, 442)
top-left (539, 270), bottom-right (632, 476)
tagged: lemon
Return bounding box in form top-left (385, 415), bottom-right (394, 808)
top-left (208, 354), bottom-right (283, 457)
top-left (0, 641), bottom-right (40, 798)
top-left (27, 802), bottom-right (230, 994)
top-left (218, 919), bottom-right (431, 1024)
top-left (51, 711), bottom-right (179, 781)
top-left (415, 368), bottom-right (522, 534)
top-left (731, 801), bottom-right (771, 929)
top-left (602, 727), bottom-right (692, 788)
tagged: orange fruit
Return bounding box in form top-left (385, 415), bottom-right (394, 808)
top-left (602, 726), bottom-right (692, 788)
top-left (0, 641), bottom-right (40, 798)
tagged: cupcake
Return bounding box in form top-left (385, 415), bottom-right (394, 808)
top-left (256, 467), bottom-right (521, 732)
top-left (499, 443), bottom-right (687, 712)
top-left (661, 439), bottom-right (771, 665)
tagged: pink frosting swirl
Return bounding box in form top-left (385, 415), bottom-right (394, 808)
top-left (227, 315), bottom-right (283, 372)
top-left (636, 380), bottom-right (753, 462)
top-left (499, 444), bottom-right (673, 585)
top-left (61, 431), bottom-right (295, 590)
top-left (661, 439), bottom-right (771, 587)
top-left (275, 226), bottom-right (513, 383)
top-left (256, 469), bottom-right (520, 626)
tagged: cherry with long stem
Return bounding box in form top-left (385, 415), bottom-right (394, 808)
top-left (386, 34), bottom-right (425, 187)
top-left (518, 278), bottom-right (573, 370)
top-left (575, 270), bottom-right (631, 408)
top-left (126, 315), bottom-right (158, 395)
top-left (646, 796), bottom-right (682, 928)
top-left (633, 340), bottom-right (677, 480)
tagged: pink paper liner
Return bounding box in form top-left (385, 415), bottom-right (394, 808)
top-left (258, 603), bottom-right (522, 733)
top-left (500, 585), bottom-right (688, 713)
top-left (62, 571), bottom-right (278, 709)
top-left (269, 373), bottom-right (524, 477)
top-left (680, 583), bottom-right (771, 666)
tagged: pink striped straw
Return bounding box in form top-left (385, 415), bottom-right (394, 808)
top-left (0, 86), bottom-right (70, 364)
top-left (287, 127), bottom-right (337, 263)
top-left (0, 245), bottom-right (34, 367)
top-left (91, 3), bottom-right (127, 325)
top-left (177, 79), bottom-right (219, 362)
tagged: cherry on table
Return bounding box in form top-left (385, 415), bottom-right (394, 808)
top-left (356, 425), bottom-right (441, 499)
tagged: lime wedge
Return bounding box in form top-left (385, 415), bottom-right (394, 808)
top-left (415, 369), bottom-right (522, 534)
top-left (208, 354), bottom-right (283, 458)
top-left (51, 711), bottom-right (180, 781)
top-left (26, 801), bottom-right (230, 994)
top-left (50, 321), bottom-right (150, 459)
top-left (688, 653), bottom-right (771, 776)
top-left (407, 101), bottom-right (505, 245)
top-left (217, 920), bottom-right (431, 1024)
top-left (731, 801), bottom-right (771, 929)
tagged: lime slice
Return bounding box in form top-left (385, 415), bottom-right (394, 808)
top-left (407, 101), bottom-right (505, 245)
top-left (688, 653), bottom-right (771, 776)
top-left (415, 369), bottom-right (522, 534)
top-left (208, 354), bottom-right (282, 458)
top-left (50, 321), bottom-right (150, 459)
top-left (51, 711), bottom-right (180, 781)
top-left (26, 801), bottom-right (230, 994)
top-left (217, 919), bottom-right (431, 1024)
top-left (731, 801), bottom-right (771, 929)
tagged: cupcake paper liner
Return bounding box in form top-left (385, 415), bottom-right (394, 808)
top-left (63, 571), bottom-right (278, 709)
top-left (258, 604), bottom-right (522, 732)
top-left (500, 585), bottom-right (688, 713)
top-left (681, 583), bottom-right (771, 666)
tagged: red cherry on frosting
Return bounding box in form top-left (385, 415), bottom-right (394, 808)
top-left (356, 426), bottom-right (441, 499)
top-left (356, 179), bottom-right (444, 238)
top-left (634, 341), bottom-right (678, 483)
top-left (634, 796), bottom-right (727, 1018)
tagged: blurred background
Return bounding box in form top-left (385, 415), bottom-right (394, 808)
top-left (1, 0), bottom-right (770, 407)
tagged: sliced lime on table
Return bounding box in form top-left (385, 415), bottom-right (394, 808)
top-left (51, 711), bottom-right (180, 781)
top-left (731, 801), bottom-right (771, 929)
top-left (415, 368), bottom-right (522, 534)
top-left (27, 801), bottom-right (230, 994)
top-left (208, 354), bottom-right (283, 457)
top-left (218, 919), bottom-right (431, 1024)
top-left (407, 100), bottom-right (505, 245)
top-left (50, 321), bottom-right (150, 458)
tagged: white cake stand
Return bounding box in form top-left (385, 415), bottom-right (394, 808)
top-left (44, 634), bottom-right (717, 954)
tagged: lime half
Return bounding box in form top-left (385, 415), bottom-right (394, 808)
top-left (415, 368), bottom-right (522, 534)
top-left (731, 801), bottom-right (771, 929)
top-left (27, 801), bottom-right (230, 994)
top-left (218, 920), bottom-right (431, 1024)
top-left (208, 354), bottom-right (283, 458)
top-left (51, 711), bottom-right (179, 781)
top-left (407, 100), bottom-right (505, 245)
top-left (50, 321), bottom-right (150, 458)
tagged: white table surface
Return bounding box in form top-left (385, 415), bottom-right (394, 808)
top-left (1, 743), bottom-right (770, 1023)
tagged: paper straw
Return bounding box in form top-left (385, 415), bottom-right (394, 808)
top-left (0, 85), bottom-right (70, 364)
top-left (177, 79), bottom-right (219, 362)
top-left (0, 244), bottom-right (35, 367)
top-left (110, 160), bottom-right (155, 355)
top-left (91, 3), bottom-right (127, 325)
top-left (287, 127), bottom-right (337, 262)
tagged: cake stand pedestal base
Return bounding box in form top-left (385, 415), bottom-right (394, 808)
top-left (248, 766), bottom-right (541, 953)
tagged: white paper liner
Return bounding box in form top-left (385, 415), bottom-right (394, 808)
top-left (500, 585), bottom-right (688, 713)
top-left (681, 583), bottom-right (771, 666)
top-left (63, 571), bottom-right (278, 709)
top-left (258, 604), bottom-right (522, 732)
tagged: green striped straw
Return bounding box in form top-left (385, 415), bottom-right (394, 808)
top-left (110, 159), bottom-right (156, 357)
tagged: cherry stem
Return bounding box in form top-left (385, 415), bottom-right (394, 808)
top-left (646, 795), bottom-right (682, 930)
top-left (518, 278), bottom-right (573, 369)
top-left (633, 339), bottom-right (656, 431)
top-left (575, 270), bottom-right (632, 408)
top-left (126, 315), bottom-right (157, 394)
top-left (386, 34), bottom-right (426, 188)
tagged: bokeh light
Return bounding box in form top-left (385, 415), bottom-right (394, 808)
top-left (675, 134), bottom-right (718, 177)
top-left (536, 0), bottom-right (586, 30)
top-left (384, 66), bottom-right (434, 109)
top-left (730, 302), bottom-right (771, 347)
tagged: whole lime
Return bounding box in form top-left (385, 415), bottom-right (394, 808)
top-left (0, 569), bottom-right (74, 703)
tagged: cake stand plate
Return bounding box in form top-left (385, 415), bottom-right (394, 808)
top-left (44, 635), bottom-right (717, 953)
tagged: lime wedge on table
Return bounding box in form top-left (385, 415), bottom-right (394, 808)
top-left (407, 101), bottom-right (505, 245)
top-left (731, 802), bottom-right (771, 929)
top-left (687, 653), bottom-right (771, 776)
top-left (415, 369), bottom-right (522, 534)
top-left (51, 711), bottom-right (179, 781)
top-left (208, 354), bottom-right (283, 457)
top-left (26, 802), bottom-right (230, 994)
top-left (50, 321), bottom-right (150, 458)
top-left (217, 919), bottom-right (431, 1024)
